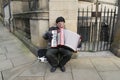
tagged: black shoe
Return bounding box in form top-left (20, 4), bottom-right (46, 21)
top-left (50, 67), bottom-right (57, 72)
top-left (60, 66), bottom-right (66, 72)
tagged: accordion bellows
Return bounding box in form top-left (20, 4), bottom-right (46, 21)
top-left (51, 29), bottom-right (80, 51)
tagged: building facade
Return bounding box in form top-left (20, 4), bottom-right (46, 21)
top-left (0, 0), bottom-right (3, 21)
top-left (111, 0), bottom-right (120, 57)
top-left (3, 0), bottom-right (118, 54)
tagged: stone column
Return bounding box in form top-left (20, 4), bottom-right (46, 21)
top-left (110, 1), bottom-right (120, 56)
top-left (49, 0), bottom-right (78, 32)
top-left (30, 0), bottom-right (49, 48)
top-left (30, 19), bottom-right (48, 48)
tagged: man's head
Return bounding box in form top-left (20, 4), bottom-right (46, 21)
top-left (56, 16), bottom-right (65, 28)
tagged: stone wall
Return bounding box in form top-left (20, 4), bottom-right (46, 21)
top-left (0, 0), bottom-right (2, 21)
top-left (49, 0), bottom-right (78, 32)
top-left (11, 1), bottom-right (23, 13)
top-left (30, 19), bottom-right (48, 48)
top-left (110, 1), bottom-right (120, 57)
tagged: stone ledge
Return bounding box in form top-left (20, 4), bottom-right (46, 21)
top-left (13, 31), bottom-right (78, 59)
top-left (110, 42), bottom-right (120, 57)
top-left (110, 47), bottom-right (120, 57)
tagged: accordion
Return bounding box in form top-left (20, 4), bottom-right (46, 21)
top-left (51, 29), bottom-right (81, 51)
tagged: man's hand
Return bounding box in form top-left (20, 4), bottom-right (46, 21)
top-left (43, 31), bottom-right (53, 40)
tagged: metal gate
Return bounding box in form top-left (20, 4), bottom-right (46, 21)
top-left (77, 6), bottom-right (117, 51)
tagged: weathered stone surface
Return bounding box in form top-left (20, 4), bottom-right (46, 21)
top-left (72, 70), bottom-right (102, 80)
top-left (49, 0), bottom-right (78, 32)
top-left (11, 54), bottom-right (35, 67)
top-left (19, 62), bottom-right (46, 77)
top-left (91, 57), bottom-right (119, 72)
top-left (0, 55), bottom-right (6, 61)
top-left (11, 1), bottom-right (23, 13)
top-left (2, 63), bottom-right (33, 80)
top-left (46, 62), bottom-right (71, 73)
top-left (0, 72), bottom-right (2, 80)
top-left (99, 71), bottom-right (120, 80)
top-left (30, 20), bottom-right (48, 48)
top-left (45, 72), bottom-right (72, 80)
top-left (0, 60), bottom-right (13, 71)
top-left (70, 58), bottom-right (94, 71)
top-left (14, 76), bottom-right (43, 80)
top-left (110, 57), bottom-right (120, 69)
top-left (0, 47), bottom-right (6, 55)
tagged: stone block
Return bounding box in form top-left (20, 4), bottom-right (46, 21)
top-left (49, 11), bottom-right (66, 20)
top-left (0, 60), bottom-right (13, 71)
top-left (110, 57), bottom-right (120, 69)
top-left (45, 72), bottom-right (72, 80)
top-left (65, 20), bottom-right (77, 32)
top-left (0, 72), bottom-right (2, 80)
top-left (22, 2), bottom-right (29, 12)
top-left (0, 47), bottom-right (6, 55)
top-left (99, 71), bottom-right (120, 80)
top-left (11, 54), bottom-right (35, 67)
top-left (30, 19), bottom-right (48, 48)
top-left (38, 0), bottom-right (49, 10)
top-left (91, 57), bottom-right (119, 72)
top-left (46, 62), bottom-right (71, 73)
top-left (50, 0), bottom-right (77, 1)
top-left (50, 1), bottom-right (77, 11)
top-left (70, 58), bottom-right (94, 71)
top-left (30, 20), bottom-right (40, 47)
top-left (2, 63), bottom-right (33, 80)
top-left (0, 55), bottom-right (6, 61)
top-left (49, 0), bottom-right (78, 34)
top-left (72, 70), bottom-right (102, 80)
top-left (11, 1), bottom-right (23, 13)
top-left (19, 62), bottom-right (46, 77)
top-left (14, 76), bottom-right (43, 80)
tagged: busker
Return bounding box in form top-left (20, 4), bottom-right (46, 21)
top-left (43, 16), bottom-right (81, 72)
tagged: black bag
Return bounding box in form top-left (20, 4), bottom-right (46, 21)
top-left (37, 49), bottom-right (47, 57)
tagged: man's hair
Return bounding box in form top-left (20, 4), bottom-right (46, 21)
top-left (56, 16), bottom-right (65, 23)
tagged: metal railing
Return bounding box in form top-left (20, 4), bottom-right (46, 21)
top-left (77, 6), bottom-right (117, 51)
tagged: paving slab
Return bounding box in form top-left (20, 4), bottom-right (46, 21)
top-left (99, 71), bottom-right (120, 80)
top-left (70, 58), bottom-right (94, 71)
top-left (46, 62), bottom-right (71, 73)
top-left (5, 51), bottom-right (26, 59)
top-left (0, 35), bottom-right (15, 41)
top-left (0, 40), bottom-right (20, 48)
top-left (5, 43), bottom-right (24, 53)
top-left (0, 55), bottom-right (6, 61)
top-left (0, 72), bottom-right (2, 80)
top-left (0, 47), bottom-right (7, 61)
top-left (10, 54), bottom-right (36, 67)
top-left (72, 69), bottom-right (102, 80)
top-left (2, 63), bottom-right (33, 80)
top-left (110, 57), bottom-right (120, 69)
top-left (0, 60), bottom-right (13, 71)
top-left (13, 76), bottom-right (43, 80)
top-left (0, 47), bottom-right (7, 55)
top-left (19, 61), bottom-right (46, 77)
top-left (78, 51), bottom-right (114, 58)
top-left (90, 57), bottom-right (119, 72)
top-left (45, 72), bottom-right (72, 80)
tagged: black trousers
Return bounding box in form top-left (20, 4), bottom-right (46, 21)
top-left (46, 47), bottom-right (73, 67)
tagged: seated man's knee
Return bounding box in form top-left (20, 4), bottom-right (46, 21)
top-left (66, 51), bottom-right (73, 57)
top-left (46, 52), bottom-right (53, 58)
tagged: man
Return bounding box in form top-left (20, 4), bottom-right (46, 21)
top-left (43, 16), bottom-right (73, 72)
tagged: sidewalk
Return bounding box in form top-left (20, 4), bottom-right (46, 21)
top-left (1, 22), bottom-right (120, 80)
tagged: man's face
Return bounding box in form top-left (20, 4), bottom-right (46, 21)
top-left (57, 22), bottom-right (65, 28)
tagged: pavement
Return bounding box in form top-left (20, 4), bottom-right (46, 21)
top-left (1, 22), bottom-right (120, 80)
